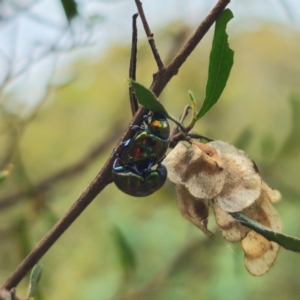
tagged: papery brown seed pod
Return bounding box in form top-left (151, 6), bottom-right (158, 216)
top-left (175, 183), bottom-right (213, 237)
top-left (163, 142), bottom-right (225, 199)
top-left (241, 185), bottom-right (282, 276)
top-left (209, 140), bottom-right (262, 212)
top-left (163, 140), bottom-right (283, 276)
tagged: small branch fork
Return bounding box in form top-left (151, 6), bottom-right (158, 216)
top-left (1, 0), bottom-right (230, 292)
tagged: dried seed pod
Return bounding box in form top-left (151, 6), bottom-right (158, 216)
top-left (163, 140), bottom-right (282, 276)
top-left (209, 140), bottom-right (262, 212)
top-left (175, 183), bottom-right (213, 237)
top-left (163, 142), bottom-right (225, 199)
top-left (261, 181), bottom-right (281, 203)
top-left (241, 190), bottom-right (282, 276)
top-left (214, 182), bottom-right (282, 275)
top-left (212, 199), bottom-right (252, 242)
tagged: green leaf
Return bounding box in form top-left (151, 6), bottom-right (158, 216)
top-left (28, 263), bottom-right (43, 299)
top-left (129, 79), bottom-right (187, 132)
top-left (230, 212), bottom-right (300, 253)
top-left (128, 79), bottom-right (169, 116)
top-left (60, 0), bottom-right (78, 22)
top-left (188, 91), bottom-right (196, 107)
top-left (188, 91), bottom-right (197, 117)
top-left (196, 9), bottom-right (234, 119)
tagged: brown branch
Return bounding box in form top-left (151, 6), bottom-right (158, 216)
top-left (0, 288), bottom-right (21, 300)
top-left (1, 159), bottom-right (114, 290)
top-left (129, 13), bottom-right (139, 116)
top-left (1, 0), bottom-right (230, 291)
top-left (134, 0), bottom-right (164, 70)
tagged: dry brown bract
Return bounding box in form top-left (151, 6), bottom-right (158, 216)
top-left (162, 141), bottom-right (282, 276)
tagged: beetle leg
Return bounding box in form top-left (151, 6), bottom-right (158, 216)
top-left (143, 113), bottom-right (150, 124)
top-left (127, 156), bottom-right (135, 165)
top-left (113, 149), bottom-right (119, 158)
top-left (133, 164), bottom-right (143, 175)
top-left (146, 153), bottom-right (157, 170)
top-left (127, 156), bottom-right (141, 173)
top-left (129, 124), bottom-right (146, 132)
top-left (113, 157), bottom-right (121, 169)
top-left (155, 154), bottom-right (166, 165)
top-left (113, 150), bottom-right (128, 166)
top-left (124, 157), bottom-right (143, 175)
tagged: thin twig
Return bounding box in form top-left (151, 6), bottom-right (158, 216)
top-left (169, 105), bottom-right (191, 148)
top-left (1, 0), bottom-right (230, 291)
top-left (129, 13), bottom-right (139, 116)
top-left (134, 0), bottom-right (164, 70)
top-left (187, 133), bottom-right (214, 142)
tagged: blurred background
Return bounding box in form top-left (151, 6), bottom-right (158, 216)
top-left (0, 0), bottom-right (300, 299)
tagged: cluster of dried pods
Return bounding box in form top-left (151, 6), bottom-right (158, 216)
top-left (163, 140), bottom-right (282, 276)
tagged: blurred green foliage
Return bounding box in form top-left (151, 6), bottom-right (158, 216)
top-left (0, 20), bottom-right (300, 300)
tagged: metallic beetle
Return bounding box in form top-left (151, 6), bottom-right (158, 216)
top-left (112, 112), bottom-right (170, 197)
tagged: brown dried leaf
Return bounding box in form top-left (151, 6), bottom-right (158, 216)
top-left (210, 140), bottom-right (262, 212)
top-left (163, 142), bottom-right (225, 199)
top-left (175, 183), bottom-right (213, 237)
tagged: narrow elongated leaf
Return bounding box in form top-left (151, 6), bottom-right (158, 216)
top-left (129, 79), bottom-right (169, 116)
top-left (231, 212), bottom-right (300, 253)
top-left (28, 263), bottom-right (43, 299)
top-left (196, 9), bottom-right (234, 119)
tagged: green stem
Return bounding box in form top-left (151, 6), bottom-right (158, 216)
top-left (185, 117), bottom-right (198, 133)
top-left (166, 114), bottom-right (187, 133)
